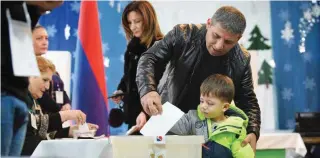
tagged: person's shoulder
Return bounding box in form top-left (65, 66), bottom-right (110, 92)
top-left (171, 23), bottom-right (205, 42)
top-left (230, 44), bottom-right (251, 65)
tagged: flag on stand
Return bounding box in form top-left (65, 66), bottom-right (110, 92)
top-left (72, 0), bottom-right (109, 135)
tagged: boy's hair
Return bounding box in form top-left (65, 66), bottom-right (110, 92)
top-left (200, 74), bottom-right (235, 103)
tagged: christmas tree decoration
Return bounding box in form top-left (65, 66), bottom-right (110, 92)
top-left (299, 2), bottom-right (320, 53)
top-left (258, 60), bottom-right (273, 88)
top-left (247, 25), bottom-right (271, 50)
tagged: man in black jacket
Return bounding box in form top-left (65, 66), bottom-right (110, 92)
top-left (136, 6), bottom-right (261, 151)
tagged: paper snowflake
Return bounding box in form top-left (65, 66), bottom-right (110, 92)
top-left (118, 24), bottom-right (126, 37)
top-left (46, 25), bottom-right (57, 37)
top-left (120, 54), bottom-right (125, 63)
top-left (109, 0), bottom-right (114, 8)
top-left (70, 2), bottom-right (80, 14)
top-left (64, 24), bottom-right (71, 40)
top-left (312, 4), bottom-right (320, 17)
top-left (281, 21), bottom-right (294, 44)
top-left (282, 88), bottom-right (294, 101)
top-left (117, 3), bottom-right (121, 13)
top-left (284, 63), bottom-right (292, 72)
top-left (98, 11), bottom-right (103, 20)
top-left (104, 56), bottom-right (110, 68)
top-left (302, 52), bottom-right (312, 63)
top-left (303, 77), bottom-right (316, 90)
top-left (73, 28), bottom-right (78, 38)
top-left (286, 119), bottom-right (295, 129)
top-left (102, 42), bottom-right (110, 55)
top-left (279, 10), bottom-right (290, 21)
top-left (304, 9), bottom-right (313, 21)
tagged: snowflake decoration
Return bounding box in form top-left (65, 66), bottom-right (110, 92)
top-left (281, 21), bottom-right (294, 44)
top-left (102, 42), bottom-right (110, 55)
top-left (71, 73), bottom-right (77, 83)
top-left (302, 52), bottom-right (312, 63)
top-left (118, 24), bottom-right (126, 37)
top-left (46, 25), bottom-right (57, 38)
top-left (72, 50), bottom-right (77, 59)
top-left (312, 4), bottom-right (320, 17)
top-left (98, 11), bottom-right (103, 20)
top-left (284, 63), bottom-right (292, 72)
top-left (279, 10), bottom-right (290, 21)
top-left (304, 9), bottom-right (313, 21)
top-left (286, 119), bottom-right (296, 129)
top-left (299, 3), bottom-right (320, 53)
top-left (73, 28), bottom-right (79, 38)
top-left (120, 54), bottom-right (125, 63)
top-left (104, 56), bottom-right (110, 68)
top-left (64, 24), bottom-right (71, 40)
top-left (303, 77), bottom-right (316, 90)
top-left (109, 0), bottom-right (114, 8)
top-left (117, 3), bottom-right (121, 13)
top-left (282, 88), bottom-right (294, 101)
top-left (70, 2), bottom-right (80, 14)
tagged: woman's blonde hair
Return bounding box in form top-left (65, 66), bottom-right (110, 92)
top-left (122, 1), bottom-right (163, 48)
top-left (36, 56), bottom-right (56, 73)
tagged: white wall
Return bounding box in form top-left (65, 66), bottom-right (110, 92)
top-left (43, 51), bottom-right (72, 97)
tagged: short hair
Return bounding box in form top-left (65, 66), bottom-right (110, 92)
top-left (211, 6), bottom-right (246, 35)
top-left (122, 1), bottom-right (163, 48)
top-left (33, 25), bottom-right (45, 32)
top-left (200, 74), bottom-right (235, 103)
top-left (36, 56), bottom-right (56, 73)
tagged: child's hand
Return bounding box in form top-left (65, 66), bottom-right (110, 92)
top-left (136, 112), bottom-right (147, 130)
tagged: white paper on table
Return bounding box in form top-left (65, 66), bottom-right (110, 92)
top-left (140, 102), bottom-right (184, 136)
top-left (79, 123), bottom-right (89, 131)
top-left (78, 123), bottom-right (91, 137)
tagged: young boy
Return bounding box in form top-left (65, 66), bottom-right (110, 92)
top-left (170, 74), bottom-right (254, 158)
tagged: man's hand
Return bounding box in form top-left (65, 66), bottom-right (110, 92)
top-left (241, 133), bottom-right (257, 152)
top-left (140, 91), bottom-right (162, 116)
top-left (26, 1), bottom-right (63, 13)
top-left (136, 112), bottom-right (147, 130)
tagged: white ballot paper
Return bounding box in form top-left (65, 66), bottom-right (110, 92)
top-left (140, 102), bottom-right (184, 136)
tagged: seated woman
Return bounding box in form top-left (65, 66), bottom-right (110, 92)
top-left (21, 56), bottom-right (98, 156)
top-left (32, 25), bottom-right (71, 113)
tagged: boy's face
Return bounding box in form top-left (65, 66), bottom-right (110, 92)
top-left (199, 94), bottom-right (229, 119)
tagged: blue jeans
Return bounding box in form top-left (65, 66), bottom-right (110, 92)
top-left (1, 92), bottom-right (29, 156)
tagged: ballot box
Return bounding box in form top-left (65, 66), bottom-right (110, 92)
top-left (110, 136), bottom-right (205, 158)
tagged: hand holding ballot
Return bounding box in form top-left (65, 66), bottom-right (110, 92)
top-left (140, 102), bottom-right (184, 136)
top-left (140, 91), bottom-right (163, 116)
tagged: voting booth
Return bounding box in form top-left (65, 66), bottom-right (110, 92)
top-left (110, 136), bottom-right (205, 158)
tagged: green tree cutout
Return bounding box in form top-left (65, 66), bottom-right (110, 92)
top-left (247, 25), bottom-right (271, 50)
top-left (258, 60), bottom-right (273, 88)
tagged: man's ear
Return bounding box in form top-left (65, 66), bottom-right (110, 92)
top-left (237, 34), bottom-right (242, 41)
top-left (223, 103), bottom-right (230, 112)
top-left (206, 18), bottom-right (211, 29)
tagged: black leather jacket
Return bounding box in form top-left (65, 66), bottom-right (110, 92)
top-left (136, 24), bottom-right (261, 139)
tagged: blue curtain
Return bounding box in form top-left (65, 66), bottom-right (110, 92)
top-left (39, 1), bottom-right (130, 135)
top-left (271, 1), bottom-right (320, 129)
